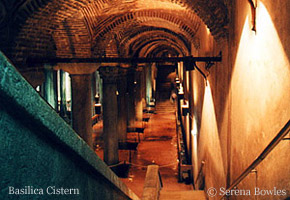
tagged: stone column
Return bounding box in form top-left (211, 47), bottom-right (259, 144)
top-left (70, 74), bottom-right (93, 147)
top-left (99, 66), bottom-right (125, 165)
top-left (127, 68), bottom-right (136, 126)
top-left (91, 72), bottom-right (97, 115)
top-left (55, 63), bottom-right (99, 148)
top-left (59, 70), bottom-right (67, 118)
top-left (135, 67), bottom-right (143, 121)
top-left (141, 65), bottom-right (147, 110)
top-left (117, 71), bottom-right (128, 142)
top-left (145, 64), bottom-right (152, 106)
top-left (152, 63), bottom-right (157, 102)
top-left (43, 66), bottom-right (58, 109)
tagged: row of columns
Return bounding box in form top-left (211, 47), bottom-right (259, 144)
top-left (60, 64), bottom-right (99, 148)
top-left (25, 63), bottom-right (154, 166)
top-left (64, 64), bottom-right (147, 165)
top-left (99, 66), bottom-right (125, 165)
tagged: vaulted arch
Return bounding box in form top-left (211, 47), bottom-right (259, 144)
top-left (118, 27), bottom-right (190, 57)
top-left (0, 0), bottom-right (229, 65)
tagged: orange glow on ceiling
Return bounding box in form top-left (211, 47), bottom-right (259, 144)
top-left (136, 0), bottom-right (186, 11)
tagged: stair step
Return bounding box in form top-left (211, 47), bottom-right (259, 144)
top-left (154, 101), bottom-right (176, 114)
top-left (159, 190), bottom-right (206, 200)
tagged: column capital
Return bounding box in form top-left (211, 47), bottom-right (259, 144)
top-left (136, 64), bottom-right (145, 72)
top-left (54, 63), bottom-right (100, 75)
top-left (99, 66), bottom-right (127, 83)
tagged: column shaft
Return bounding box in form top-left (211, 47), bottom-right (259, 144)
top-left (127, 69), bottom-right (136, 126)
top-left (71, 74), bottom-right (93, 147)
top-left (118, 76), bottom-right (128, 141)
top-left (44, 67), bottom-right (57, 109)
top-left (135, 69), bottom-right (143, 121)
top-left (103, 81), bottom-right (119, 165)
top-left (99, 66), bottom-right (124, 165)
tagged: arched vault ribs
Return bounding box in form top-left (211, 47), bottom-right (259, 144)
top-left (118, 28), bottom-right (191, 57)
top-left (3, 0), bottom-right (228, 63)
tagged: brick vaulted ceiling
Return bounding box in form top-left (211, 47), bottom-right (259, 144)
top-left (0, 0), bottom-right (228, 67)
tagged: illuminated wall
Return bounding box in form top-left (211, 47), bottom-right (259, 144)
top-left (230, 1), bottom-right (290, 199)
top-left (198, 82), bottom-right (227, 191)
top-left (187, 0), bottom-right (290, 199)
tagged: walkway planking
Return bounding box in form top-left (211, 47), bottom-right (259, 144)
top-left (93, 100), bottom-right (195, 198)
top-left (121, 100), bottom-right (193, 197)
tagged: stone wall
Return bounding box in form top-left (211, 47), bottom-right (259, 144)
top-left (229, 1), bottom-right (290, 199)
top-left (189, 0), bottom-right (290, 199)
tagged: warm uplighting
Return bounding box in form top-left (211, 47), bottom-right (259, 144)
top-left (137, 0), bottom-right (186, 11)
top-left (186, 71), bottom-right (190, 93)
top-left (191, 119), bottom-right (198, 179)
top-left (206, 27), bottom-right (211, 35)
top-left (198, 81), bottom-right (226, 188)
top-left (231, 2), bottom-right (290, 138)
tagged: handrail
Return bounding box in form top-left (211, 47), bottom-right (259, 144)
top-left (195, 161), bottom-right (205, 185)
top-left (220, 119), bottom-right (290, 199)
top-left (141, 165), bottom-right (163, 200)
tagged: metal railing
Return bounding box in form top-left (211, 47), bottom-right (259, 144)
top-left (220, 119), bottom-right (290, 199)
top-left (195, 161), bottom-right (205, 187)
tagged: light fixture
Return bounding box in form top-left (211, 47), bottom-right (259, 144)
top-left (184, 52), bottom-right (222, 82)
top-left (181, 100), bottom-right (189, 116)
top-left (175, 78), bottom-right (180, 86)
top-left (178, 85), bottom-right (184, 99)
top-left (194, 63), bottom-right (207, 81)
top-left (248, 0), bottom-right (257, 32)
top-left (184, 60), bottom-right (194, 71)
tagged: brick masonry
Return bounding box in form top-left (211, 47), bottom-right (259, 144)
top-left (0, 0), bottom-right (228, 67)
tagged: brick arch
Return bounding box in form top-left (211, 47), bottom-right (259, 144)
top-left (1, 0), bottom-right (93, 63)
top-left (140, 41), bottom-right (183, 58)
top-left (184, 0), bottom-right (228, 38)
top-left (145, 44), bottom-right (181, 58)
top-left (118, 27), bottom-right (190, 46)
top-left (119, 28), bottom-right (190, 57)
top-left (134, 39), bottom-right (185, 57)
top-left (52, 13), bottom-right (92, 58)
top-left (2, 0), bottom-right (228, 64)
top-left (88, 9), bottom-right (201, 47)
top-left (6, 0), bottom-right (228, 38)
top-left (118, 27), bottom-right (191, 55)
top-left (139, 41), bottom-right (187, 57)
top-left (91, 13), bottom-right (200, 57)
top-left (92, 22), bottom-right (191, 57)
top-left (70, 0), bottom-right (228, 38)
